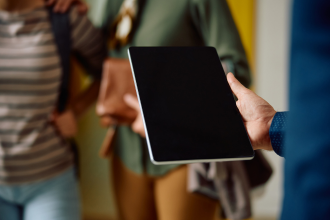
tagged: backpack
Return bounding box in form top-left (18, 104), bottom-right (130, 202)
top-left (48, 8), bottom-right (71, 113)
top-left (48, 8), bottom-right (80, 177)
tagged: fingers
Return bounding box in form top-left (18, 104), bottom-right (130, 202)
top-left (124, 94), bottom-right (140, 112)
top-left (53, 110), bottom-right (77, 138)
top-left (49, 0), bottom-right (88, 13)
top-left (132, 118), bottom-right (145, 137)
top-left (100, 116), bottom-right (115, 127)
top-left (53, 0), bottom-right (66, 12)
top-left (46, 0), bottom-right (56, 6)
top-left (123, 94), bottom-right (145, 137)
top-left (60, 0), bottom-right (72, 13)
top-left (227, 72), bottom-right (249, 99)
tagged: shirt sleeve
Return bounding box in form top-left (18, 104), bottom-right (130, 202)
top-left (69, 8), bottom-right (107, 80)
top-left (269, 111), bottom-right (288, 157)
top-left (189, 0), bottom-right (252, 87)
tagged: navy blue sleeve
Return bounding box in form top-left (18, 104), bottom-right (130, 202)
top-left (269, 112), bottom-right (288, 157)
top-left (281, 0), bottom-right (330, 219)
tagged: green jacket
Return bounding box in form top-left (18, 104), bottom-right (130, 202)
top-left (89, 0), bottom-right (252, 176)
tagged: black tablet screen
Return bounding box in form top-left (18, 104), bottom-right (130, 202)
top-left (129, 47), bottom-right (254, 162)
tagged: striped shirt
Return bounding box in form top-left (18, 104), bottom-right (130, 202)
top-left (0, 6), bottom-right (105, 185)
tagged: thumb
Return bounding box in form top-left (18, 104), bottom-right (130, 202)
top-left (124, 94), bottom-right (140, 112)
top-left (227, 72), bottom-right (248, 99)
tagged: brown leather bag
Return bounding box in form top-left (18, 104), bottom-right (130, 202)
top-left (97, 58), bottom-right (138, 125)
top-left (96, 58), bottom-right (138, 157)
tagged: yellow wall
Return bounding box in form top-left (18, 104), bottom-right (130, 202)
top-left (227, 0), bottom-right (255, 72)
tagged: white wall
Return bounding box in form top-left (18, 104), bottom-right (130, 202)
top-left (253, 0), bottom-right (291, 218)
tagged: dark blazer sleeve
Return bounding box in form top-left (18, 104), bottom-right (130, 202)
top-left (269, 112), bottom-right (288, 157)
top-left (281, 0), bottom-right (330, 219)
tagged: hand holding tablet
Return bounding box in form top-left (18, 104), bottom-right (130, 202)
top-left (226, 73), bottom-right (276, 151)
top-left (124, 94), bottom-right (146, 138)
top-left (128, 47), bottom-right (255, 164)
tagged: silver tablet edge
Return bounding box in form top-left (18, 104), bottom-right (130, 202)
top-left (128, 49), bottom-right (156, 163)
top-left (151, 156), bottom-right (254, 165)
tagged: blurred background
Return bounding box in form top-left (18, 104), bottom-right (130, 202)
top-left (75, 0), bottom-right (290, 219)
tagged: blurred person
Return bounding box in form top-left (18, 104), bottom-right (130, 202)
top-left (0, 0), bottom-right (106, 219)
top-left (127, 0), bottom-right (330, 218)
top-left (229, 0), bottom-right (330, 218)
top-left (91, 0), bottom-right (265, 220)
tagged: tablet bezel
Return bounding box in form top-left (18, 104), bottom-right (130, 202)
top-left (128, 47), bottom-right (254, 165)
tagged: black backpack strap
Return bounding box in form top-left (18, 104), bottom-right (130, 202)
top-left (48, 8), bottom-right (72, 113)
top-left (48, 8), bottom-right (81, 179)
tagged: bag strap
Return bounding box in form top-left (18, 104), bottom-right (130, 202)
top-left (48, 8), bottom-right (72, 113)
top-left (48, 9), bottom-right (81, 179)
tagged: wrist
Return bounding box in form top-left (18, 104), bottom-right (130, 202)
top-left (257, 110), bottom-right (276, 151)
top-left (266, 111), bottom-right (276, 134)
top-left (266, 111), bottom-right (277, 150)
top-left (269, 112), bottom-right (288, 157)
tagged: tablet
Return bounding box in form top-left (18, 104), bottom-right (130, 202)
top-left (128, 47), bottom-right (254, 165)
